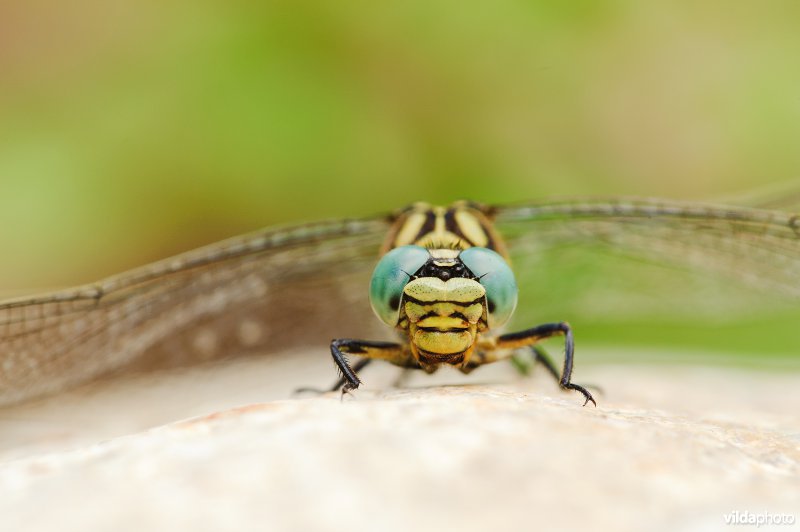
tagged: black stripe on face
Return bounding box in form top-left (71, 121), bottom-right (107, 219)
top-left (417, 326), bottom-right (468, 333)
top-left (417, 311), bottom-right (472, 321)
top-left (403, 294), bottom-right (485, 307)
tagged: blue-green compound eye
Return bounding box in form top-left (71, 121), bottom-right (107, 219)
top-left (369, 245), bottom-right (430, 326)
top-left (460, 247), bottom-right (518, 328)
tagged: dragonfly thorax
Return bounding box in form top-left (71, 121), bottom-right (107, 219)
top-left (380, 201), bottom-right (509, 260)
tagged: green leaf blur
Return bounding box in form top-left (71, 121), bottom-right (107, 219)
top-left (1, 1), bottom-right (799, 362)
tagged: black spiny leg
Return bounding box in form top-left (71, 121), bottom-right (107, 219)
top-left (531, 345), bottom-right (604, 397)
top-left (330, 339), bottom-right (408, 398)
top-left (490, 322), bottom-right (596, 407)
top-left (531, 345), bottom-right (561, 382)
top-left (294, 358), bottom-right (373, 395)
top-left (328, 357), bottom-right (373, 393)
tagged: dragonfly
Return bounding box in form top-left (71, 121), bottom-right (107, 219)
top-left (1, 195), bottom-right (799, 408)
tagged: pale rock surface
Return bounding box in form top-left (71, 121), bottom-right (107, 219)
top-left (0, 350), bottom-right (798, 532)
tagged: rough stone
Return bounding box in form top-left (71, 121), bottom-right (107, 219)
top-left (0, 353), bottom-right (798, 532)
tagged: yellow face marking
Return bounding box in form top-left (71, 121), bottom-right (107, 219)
top-left (417, 315), bottom-right (468, 328)
top-left (401, 277), bottom-right (487, 363)
top-left (403, 277), bottom-right (485, 304)
top-left (404, 301), bottom-right (455, 323)
top-left (405, 302), bottom-right (484, 326)
top-left (413, 329), bottom-right (474, 354)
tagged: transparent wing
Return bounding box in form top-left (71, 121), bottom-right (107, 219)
top-left (7, 195), bottom-right (800, 406)
top-left (718, 179), bottom-right (800, 212)
top-left (0, 216), bottom-right (390, 406)
top-left (492, 197), bottom-right (800, 325)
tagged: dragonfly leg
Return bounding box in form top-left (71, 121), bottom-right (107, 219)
top-left (530, 345), bottom-right (561, 381)
top-left (294, 358), bottom-right (373, 395)
top-left (504, 322), bottom-right (595, 406)
top-left (330, 339), bottom-right (407, 394)
top-left (529, 345), bottom-right (605, 397)
top-left (506, 345), bottom-right (560, 378)
top-left (474, 322), bottom-right (596, 406)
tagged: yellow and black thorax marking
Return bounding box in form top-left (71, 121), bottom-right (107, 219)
top-left (380, 201), bottom-right (508, 259)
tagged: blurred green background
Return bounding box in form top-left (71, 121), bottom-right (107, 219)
top-left (1, 1), bottom-right (799, 361)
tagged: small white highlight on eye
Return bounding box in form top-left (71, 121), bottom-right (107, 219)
top-left (192, 329), bottom-right (218, 359)
top-left (238, 319), bottom-right (263, 347)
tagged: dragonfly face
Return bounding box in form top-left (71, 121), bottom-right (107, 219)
top-left (368, 203), bottom-right (519, 368)
top-left (370, 248), bottom-right (480, 366)
top-left (401, 273), bottom-right (487, 366)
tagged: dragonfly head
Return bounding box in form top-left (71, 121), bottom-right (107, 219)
top-left (369, 245), bottom-right (518, 367)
